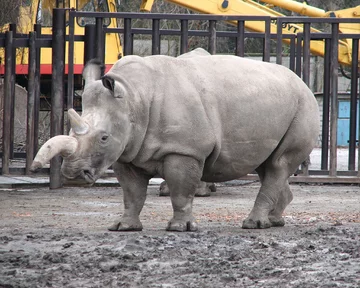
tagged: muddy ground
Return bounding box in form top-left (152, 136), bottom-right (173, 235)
top-left (0, 181), bottom-right (359, 288)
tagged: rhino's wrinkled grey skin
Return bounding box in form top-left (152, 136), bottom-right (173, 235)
top-left (160, 48), bottom-right (215, 198)
top-left (31, 48), bottom-right (319, 231)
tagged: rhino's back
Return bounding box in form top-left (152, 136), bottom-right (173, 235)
top-left (113, 55), bottom-right (318, 178)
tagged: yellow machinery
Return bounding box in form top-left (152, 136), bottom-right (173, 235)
top-left (1, 0), bottom-right (359, 88)
top-left (141, 0), bottom-right (360, 67)
top-left (0, 0), bottom-right (122, 95)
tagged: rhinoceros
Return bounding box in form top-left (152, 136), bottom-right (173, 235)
top-left (31, 50), bottom-right (319, 231)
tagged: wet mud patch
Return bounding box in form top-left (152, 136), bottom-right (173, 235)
top-left (0, 183), bottom-right (359, 287)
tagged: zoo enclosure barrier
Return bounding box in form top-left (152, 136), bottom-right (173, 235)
top-left (0, 9), bottom-right (359, 188)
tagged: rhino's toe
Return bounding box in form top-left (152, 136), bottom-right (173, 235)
top-left (108, 218), bottom-right (143, 231)
top-left (268, 216), bottom-right (285, 227)
top-left (166, 219), bottom-right (198, 232)
top-left (242, 217), bottom-right (272, 229)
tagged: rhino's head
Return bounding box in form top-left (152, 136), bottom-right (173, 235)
top-left (30, 60), bottom-right (133, 183)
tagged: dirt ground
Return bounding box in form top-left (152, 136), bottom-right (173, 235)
top-left (0, 181), bottom-right (359, 288)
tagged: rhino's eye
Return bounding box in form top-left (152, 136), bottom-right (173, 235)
top-left (100, 134), bottom-right (109, 143)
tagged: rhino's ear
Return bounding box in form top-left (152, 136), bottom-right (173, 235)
top-left (102, 75), bottom-right (115, 91)
top-left (83, 59), bottom-right (104, 87)
top-left (102, 75), bottom-right (124, 98)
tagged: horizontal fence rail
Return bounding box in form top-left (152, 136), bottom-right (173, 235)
top-left (0, 9), bottom-right (359, 187)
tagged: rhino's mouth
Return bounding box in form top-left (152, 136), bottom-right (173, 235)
top-left (62, 168), bottom-right (96, 184)
top-left (81, 169), bottom-right (96, 183)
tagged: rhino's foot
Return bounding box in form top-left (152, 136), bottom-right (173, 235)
top-left (194, 188), bottom-right (211, 197)
top-left (208, 183), bottom-right (217, 193)
top-left (242, 217), bottom-right (272, 229)
top-left (159, 181), bottom-right (170, 197)
top-left (108, 217), bottom-right (143, 232)
top-left (166, 218), bottom-right (198, 232)
top-left (268, 215), bottom-right (285, 227)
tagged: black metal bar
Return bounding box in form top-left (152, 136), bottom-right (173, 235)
top-left (95, 17), bottom-right (105, 63)
top-left (329, 23), bottom-right (339, 177)
top-left (84, 24), bottom-right (97, 63)
top-left (26, 31), bottom-right (36, 175)
top-left (301, 23), bottom-right (311, 176)
top-left (152, 19), bottom-right (160, 55)
top-left (130, 33), bottom-right (134, 55)
top-left (33, 24), bottom-right (41, 155)
top-left (276, 18), bottom-right (283, 65)
top-left (2, 31), bottom-right (13, 174)
top-left (67, 12), bottom-right (75, 130)
top-left (289, 37), bottom-right (296, 71)
top-left (349, 39), bottom-right (359, 171)
top-left (321, 38), bottom-right (331, 170)
top-left (123, 18), bottom-right (132, 56)
top-left (208, 20), bottom-right (216, 55)
top-left (71, 11), bottom-right (275, 21)
top-left (9, 24), bottom-right (16, 158)
top-left (295, 33), bottom-right (302, 77)
top-left (50, 8), bottom-right (66, 189)
top-left (302, 23), bottom-right (311, 87)
top-left (180, 19), bottom-right (188, 55)
top-left (263, 19), bottom-right (271, 62)
top-left (235, 20), bottom-right (245, 57)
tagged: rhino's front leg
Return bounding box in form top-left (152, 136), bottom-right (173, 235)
top-left (164, 155), bottom-right (203, 232)
top-left (108, 162), bottom-right (150, 231)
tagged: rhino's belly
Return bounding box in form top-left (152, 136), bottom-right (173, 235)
top-left (201, 139), bottom-right (279, 182)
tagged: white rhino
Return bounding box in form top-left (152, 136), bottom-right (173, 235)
top-left (31, 50), bottom-right (319, 231)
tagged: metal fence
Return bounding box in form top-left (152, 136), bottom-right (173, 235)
top-left (0, 9), bottom-right (359, 187)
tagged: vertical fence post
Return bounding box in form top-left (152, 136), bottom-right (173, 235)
top-left (329, 23), bottom-right (339, 177)
top-left (67, 10), bottom-right (75, 124)
top-left (26, 31), bottom-right (36, 175)
top-left (95, 17), bottom-right (105, 63)
top-left (263, 18), bottom-right (271, 62)
top-left (208, 20), bottom-right (216, 55)
top-left (180, 19), bottom-right (188, 55)
top-left (295, 33), bottom-right (302, 77)
top-left (276, 18), bottom-right (283, 65)
top-left (50, 8), bottom-right (66, 189)
top-left (152, 19), bottom-right (160, 55)
top-left (84, 24), bottom-right (97, 63)
top-left (9, 24), bottom-right (16, 158)
top-left (235, 20), bottom-right (245, 57)
top-left (349, 39), bottom-right (359, 171)
top-left (2, 31), bottom-right (13, 175)
top-left (321, 38), bottom-right (331, 170)
top-left (289, 36), bottom-right (296, 72)
top-left (302, 23), bottom-right (311, 87)
top-left (33, 24), bottom-right (41, 154)
top-left (123, 18), bottom-right (132, 56)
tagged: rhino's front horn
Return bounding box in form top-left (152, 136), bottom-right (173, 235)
top-left (68, 108), bottom-right (89, 135)
top-left (30, 135), bottom-right (78, 172)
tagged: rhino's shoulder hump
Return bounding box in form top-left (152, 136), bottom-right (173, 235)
top-left (110, 55), bottom-right (146, 71)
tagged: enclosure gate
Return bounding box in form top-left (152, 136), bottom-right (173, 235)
top-left (0, 9), bottom-right (359, 188)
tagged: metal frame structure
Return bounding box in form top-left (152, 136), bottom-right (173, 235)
top-left (0, 9), bottom-right (359, 188)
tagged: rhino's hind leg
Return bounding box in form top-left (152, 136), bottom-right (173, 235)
top-left (242, 165), bottom-right (293, 229)
top-left (242, 166), bottom-right (290, 229)
top-left (164, 155), bottom-right (202, 232)
top-left (108, 162), bottom-right (150, 232)
top-left (268, 182), bottom-right (293, 227)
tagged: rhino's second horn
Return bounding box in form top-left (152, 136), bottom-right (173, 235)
top-left (30, 135), bottom-right (78, 172)
top-left (68, 108), bottom-right (89, 135)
